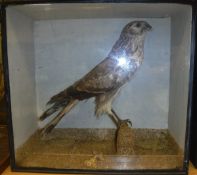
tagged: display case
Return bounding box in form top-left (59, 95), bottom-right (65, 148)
top-left (1, 1), bottom-right (196, 175)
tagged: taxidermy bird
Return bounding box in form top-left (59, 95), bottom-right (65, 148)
top-left (40, 21), bottom-right (152, 136)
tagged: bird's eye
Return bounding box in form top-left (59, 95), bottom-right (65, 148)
top-left (136, 23), bottom-right (141, 28)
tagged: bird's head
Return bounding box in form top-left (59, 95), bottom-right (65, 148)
top-left (122, 21), bottom-right (152, 36)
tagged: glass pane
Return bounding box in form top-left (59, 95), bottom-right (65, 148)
top-left (6, 3), bottom-right (192, 171)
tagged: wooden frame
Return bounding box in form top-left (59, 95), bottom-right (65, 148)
top-left (1, 1), bottom-right (197, 174)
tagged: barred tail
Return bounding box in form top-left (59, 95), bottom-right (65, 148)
top-left (41, 99), bottom-right (78, 137)
top-left (39, 89), bottom-right (70, 121)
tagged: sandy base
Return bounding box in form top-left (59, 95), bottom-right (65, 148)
top-left (16, 128), bottom-right (183, 170)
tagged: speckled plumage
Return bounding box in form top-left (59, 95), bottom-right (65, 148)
top-left (40, 21), bottom-right (152, 136)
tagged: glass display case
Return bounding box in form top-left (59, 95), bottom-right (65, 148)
top-left (1, 1), bottom-right (196, 175)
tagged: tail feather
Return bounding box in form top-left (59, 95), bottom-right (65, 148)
top-left (47, 90), bottom-right (67, 105)
top-left (39, 89), bottom-right (70, 121)
top-left (39, 86), bottom-right (79, 137)
top-left (39, 103), bottom-right (63, 121)
top-left (41, 99), bottom-right (78, 137)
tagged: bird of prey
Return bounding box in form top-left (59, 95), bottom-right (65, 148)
top-left (39, 21), bottom-right (152, 136)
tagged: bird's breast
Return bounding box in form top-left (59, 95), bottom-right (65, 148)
top-left (114, 58), bottom-right (141, 85)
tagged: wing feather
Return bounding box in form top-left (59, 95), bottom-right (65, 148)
top-left (74, 57), bottom-right (128, 94)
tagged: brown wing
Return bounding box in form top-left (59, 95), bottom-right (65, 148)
top-left (74, 57), bottom-right (120, 94)
top-left (72, 33), bottom-right (134, 96)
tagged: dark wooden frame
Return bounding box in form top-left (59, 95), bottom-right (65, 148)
top-left (0, 126), bottom-right (9, 174)
top-left (190, 1), bottom-right (197, 166)
top-left (190, 120), bottom-right (197, 168)
top-left (1, 1), bottom-right (197, 174)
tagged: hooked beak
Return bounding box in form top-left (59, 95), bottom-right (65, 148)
top-left (146, 23), bottom-right (152, 31)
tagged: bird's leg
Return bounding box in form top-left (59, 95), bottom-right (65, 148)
top-left (111, 108), bottom-right (121, 122)
top-left (107, 112), bottom-right (119, 128)
top-left (111, 108), bottom-right (132, 127)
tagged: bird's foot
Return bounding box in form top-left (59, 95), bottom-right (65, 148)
top-left (118, 119), bottom-right (132, 128)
